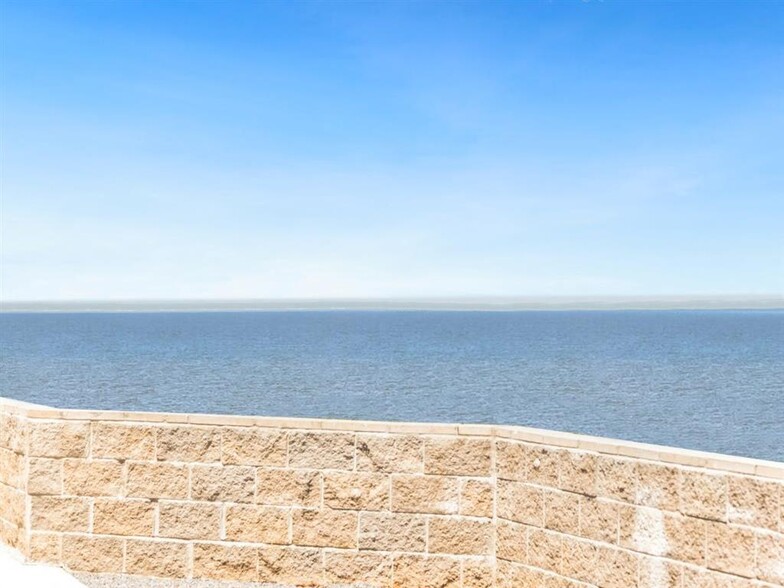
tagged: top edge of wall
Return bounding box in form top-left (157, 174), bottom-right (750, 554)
top-left (1, 395), bottom-right (782, 480)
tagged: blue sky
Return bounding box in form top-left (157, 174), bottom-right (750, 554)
top-left (1, 1), bottom-right (782, 300)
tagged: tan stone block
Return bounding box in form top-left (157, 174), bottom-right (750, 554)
top-left (92, 422), bottom-right (156, 460)
top-left (358, 511), bottom-right (427, 552)
top-left (495, 560), bottom-right (537, 588)
top-left (221, 427), bottom-right (286, 466)
top-left (497, 480), bottom-right (544, 526)
top-left (193, 543), bottom-right (258, 582)
top-left (291, 508), bottom-right (357, 548)
top-left (756, 532), bottom-right (784, 585)
top-left (580, 497), bottom-right (618, 544)
top-left (0, 413), bottom-right (27, 453)
top-left (594, 545), bottom-right (639, 588)
top-left (428, 516), bottom-right (493, 556)
top-left (392, 554), bottom-right (460, 588)
top-left (63, 459), bottom-right (123, 496)
top-left (560, 536), bottom-right (599, 584)
top-left (157, 425), bottom-right (221, 463)
top-left (544, 490), bottom-right (580, 535)
top-left (558, 451), bottom-right (597, 496)
top-left (28, 532), bottom-right (61, 564)
top-left (126, 462), bottom-right (188, 499)
top-left (288, 431), bottom-right (355, 470)
top-left (190, 464), bottom-right (255, 503)
top-left (681, 567), bottom-right (750, 588)
top-left (596, 457), bottom-right (636, 502)
top-left (635, 462), bottom-right (679, 510)
top-left (27, 457), bottom-right (62, 495)
top-left (679, 470), bottom-right (727, 521)
top-left (258, 546), bottom-right (323, 585)
top-left (727, 475), bottom-right (779, 531)
top-left (460, 479), bottom-right (494, 518)
top-left (325, 551), bottom-right (392, 587)
top-left (158, 501), bottom-right (221, 540)
top-left (0, 448), bottom-right (26, 488)
top-left (706, 522), bottom-right (755, 578)
top-left (462, 559), bottom-right (494, 588)
top-left (496, 519), bottom-right (527, 563)
top-left (639, 557), bottom-right (683, 588)
top-left (257, 468), bottom-right (321, 507)
top-left (527, 528), bottom-right (562, 573)
top-left (30, 496), bottom-right (89, 532)
top-left (619, 506), bottom-right (706, 564)
top-left (225, 504), bottom-right (288, 544)
top-left (0, 483), bottom-right (25, 526)
top-left (93, 498), bottom-right (155, 536)
top-left (62, 535), bottom-right (123, 573)
top-left (126, 539), bottom-right (188, 578)
top-left (357, 434), bottom-right (423, 473)
top-left (496, 440), bottom-right (558, 485)
top-left (29, 421), bottom-right (88, 458)
top-left (425, 437), bottom-right (491, 477)
top-left (324, 472), bottom-right (389, 511)
top-left (391, 475), bottom-right (459, 514)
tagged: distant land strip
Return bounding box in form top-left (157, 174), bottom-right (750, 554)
top-left (1, 295), bottom-right (782, 312)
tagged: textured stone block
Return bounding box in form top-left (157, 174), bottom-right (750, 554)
top-left (679, 470), bottom-right (727, 521)
top-left (428, 516), bottom-right (493, 555)
top-left (157, 425), bottom-right (221, 463)
top-left (127, 462), bottom-right (188, 499)
top-left (497, 480), bottom-right (545, 526)
top-left (545, 490), bottom-right (580, 535)
top-left (28, 532), bottom-right (61, 564)
top-left (425, 437), bottom-right (492, 476)
top-left (635, 462), bottom-right (679, 510)
top-left (92, 422), bottom-right (156, 460)
top-left (93, 498), bottom-right (155, 536)
top-left (29, 421), bottom-right (88, 458)
top-left (27, 457), bottom-right (62, 495)
top-left (527, 528), bottom-right (562, 573)
top-left (291, 508), bottom-right (357, 548)
top-left (727, 475), bottom-right (779, 531)
top-left (258, 546), bottom-right (323, 585)
top-left (158, 501), bottom-right (221, 540)
top-left (30, 496), bottom-right (89, 532)
top-left (190, 464), bottom-right (255, 503)
top-left (257, 468), bottom-right (321, 506)
top-left (126, 539), bottom-right (188, 578)
top-left (392, 475), bottom-right (459, 514)
top-left (639, 556), bottom-right (683, 588)
top-left (0, 413), bottom-right (27, 453)
top-left (63, 459), bottom-right (123, 496)
top-left (706, 522), bottom-right (755, 578)
top-left (756, 532), bottom-right (784, 585)
top-left (496, 519), bottom-right (527, 563)
top-left (193, 543), bottom-right (258, 582)
top-left (222, 427), bottom-right (286, 466)
top-left (558, 451), bottom-right (597, 496)
top-left (460, 479), bottom-right (494, 518)
top-left (594, 545), bottom-right (639, 588)
top-left (462, 559), bottom-right (494, 588)
top-left (358, 511), bottom-right (427, 552)
top-left (0, 448), bottom-right (25, 488)
top-left (496, 440), bottom-right (558, 485)
top-left (561, 536), bottom-right (599, 584)
top-left (357, 434), bottom-right (423, 473)
top-left (225, 504), bottom-right (288, 544)
top-left (62, 535), bottom-right (123, 573)
top-left (596, 456), bottom-right (636, 502)
top-left (580, 497), bottom-right (618, 544)
top-left (324, 472), bottom-right (389, 511)
top-left (619, 506), bottom-right (706, 564)
top-left (288, 431), bottom-right (354, 470)
top-left (324, 551), bottom-right (392, 587)
top-left (393, 554), bottom-right (461, 588)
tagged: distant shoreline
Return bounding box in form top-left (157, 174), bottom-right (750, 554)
top-left (1, 295), bottom-right (782, 313)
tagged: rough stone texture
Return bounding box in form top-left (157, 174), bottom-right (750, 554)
top-left (291, 508), bottom-right (358, 549)
top-left (393, 555), bottom-right (461, 588)
top-left (425, 437), bottom-right (492, 477)
top-left (256, 468), bottom-right (321, 507)
top-left (324, 551), bottom-right (392, 586)
top-left (28, 421), bottom-right (89, 458)
top-left (126, 539), bottom-right (189, 578)
top-left (192, 543), bottom-right (258, 582)
top-left (92, 423), bottom-right (156, 461)
top-left (496, 519), bottom-right (527, 563)
top-left (28, 457), bottom-right (62, 495)
top-left (258, 546), bottom-right (323, 585)
top-left (496, 479), bottom-right (544, 526)
top-left (636, 462), bottom-right (680, 510)
top-left (558, 451), bottom-right (597, 496)
top-left (63, 458), bottom-right (124, 496)
top-left (391, 474), bottom-right (459, 514)
top-left (357, 434), bottom-right (423, 473)
top-left (428, 517), bottom-right (494, 556)
top-left (288, 431), bottom-right (355, 470)
top-left (221, 428), bottom-right (286, 467)
top-left (127, 462), bottom-right (189, 499)
top-left (707, 522), bottom-right (757, 578)
top-left (191, 465), bottom-right (255, 503)
top-left (30, 496), bottom-right (90, 532)
top-left (324, 471), bottom-right (389, 511)
top-left (460, 479), bottom-right (494, 518)
top-left (596, 456), bottom-right (636, 503)
top-left (158, 501), bottom-right (221, 540)
top-left (224, 504), bottom-right (288, 544)
top-left (157, 426), bottom-right (221, 463)
top-left (358, 511), bottom-right (427, 552)
top-left (580, 496), bottom-right (619, 544)
top-left (728, 475), bottom-right (780, 531)
top-left (679, 469), bottom-right (728, 521)
top-left (62, 535), bottom-right (124, 573)
top-left (93, 499), bottom-right (155, 536)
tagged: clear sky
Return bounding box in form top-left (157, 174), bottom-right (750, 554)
top-left (1, 1), bottom-right (782, 301)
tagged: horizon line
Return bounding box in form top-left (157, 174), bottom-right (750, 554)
top-left (1, 294), bottom-right (782, 312)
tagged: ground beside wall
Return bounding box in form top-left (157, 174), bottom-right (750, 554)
top-left (1, 396), bottom-right (782, 587)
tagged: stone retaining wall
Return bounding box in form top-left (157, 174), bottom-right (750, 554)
top-left (0, 396), bottom-right (782, 587)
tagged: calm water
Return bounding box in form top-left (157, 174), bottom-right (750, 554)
top-left (1, 311), bottom-right (782, 461)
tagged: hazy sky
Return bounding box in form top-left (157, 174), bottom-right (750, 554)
top-left (1, 1), bottom-right (782, 301)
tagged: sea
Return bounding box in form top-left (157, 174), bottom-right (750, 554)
top-left (1, 310), bottom-right (782, 461)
